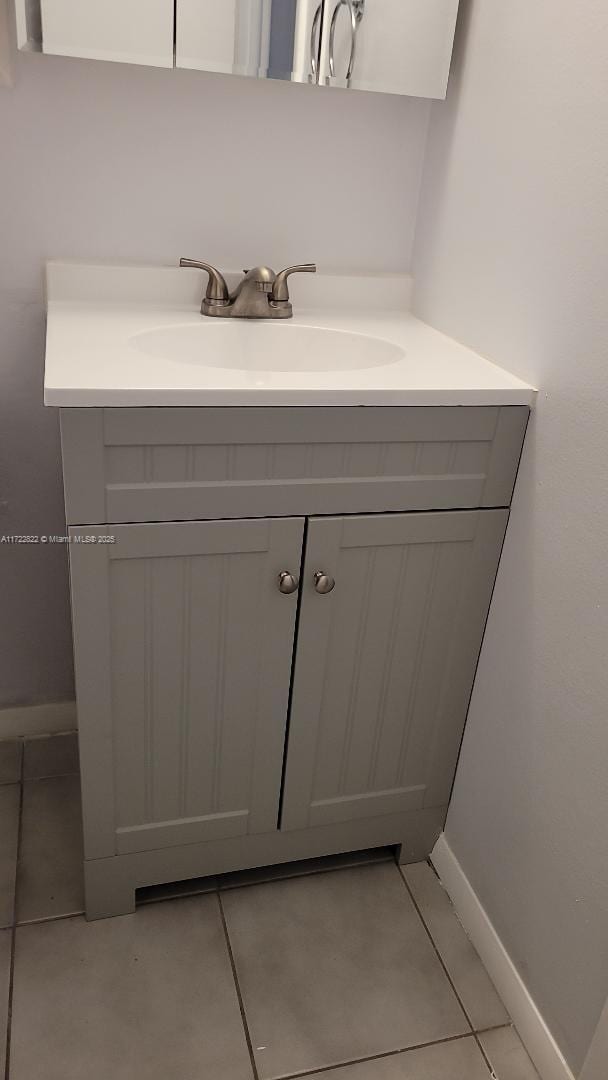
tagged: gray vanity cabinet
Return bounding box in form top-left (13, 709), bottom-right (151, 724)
top-left (68, 517), bottom-right (304, 858)
top-left (60, 404), bottom-right (528, 918)
top-left (281, 510), bottom-right (507, 831)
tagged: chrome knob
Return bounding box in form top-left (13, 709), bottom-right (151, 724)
top-left (278, 571), bottom-right (299, 595)
top-left (313, 571), bottom-right (335, 594)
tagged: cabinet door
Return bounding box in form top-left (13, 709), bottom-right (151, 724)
top-left (40, 0), bottom-right (175, 67)
top-left (69, 518), bottom-right (304, 858)
top-left (281, 510), bottom-right (507, 831)
top-left (318, 0), bottom-right (460, 98)
top-left (176, 0), bottom-right (240, 75)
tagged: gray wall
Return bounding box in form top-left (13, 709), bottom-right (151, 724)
top-left (412, 0), bottom-right (608, 1071)
top-left (0, 50), bottom-right (430, 708)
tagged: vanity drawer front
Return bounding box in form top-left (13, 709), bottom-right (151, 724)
top-left (60, 406), bottom-right (529, 525)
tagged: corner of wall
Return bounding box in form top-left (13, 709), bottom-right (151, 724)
top-left (431, 834), bottom-right (576, 1080)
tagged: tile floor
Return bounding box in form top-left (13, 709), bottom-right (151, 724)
top-left (0, 734), bottom-right (541, 1080)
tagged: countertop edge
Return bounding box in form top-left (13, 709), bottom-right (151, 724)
top-left (45, 390), bottom-right (536, 408)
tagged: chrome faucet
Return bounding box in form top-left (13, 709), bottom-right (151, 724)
top-left (180, 259), bottom-right (316, 319)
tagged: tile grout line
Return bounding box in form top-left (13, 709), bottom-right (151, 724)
top-left (0, 774), bottom-right (79, 789)
top-left (416, 860), bottom-right (511, 1072)
top-left (397, 862), bottom-right (498, 1075)
top-left (216, 890), bottom-right (260, 1080)
top-left (476, 1023), bottom-right (515, 1035)
top-left (16, 910), bottom-right (85, 929)
top-left (396, 863), bottom-right (476, 1034)
top-left (21, 771), bottom-right (80, 783)
top-left (270, 1031), bottom-right (489, 1080)
top-left (471, 1029), bottom-right (496, 1075)
top-left (4, 744), bottom-right (25, 1080)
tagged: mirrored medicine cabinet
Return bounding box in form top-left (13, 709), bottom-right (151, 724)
top-left (15, 1), bottom-right (460, 99)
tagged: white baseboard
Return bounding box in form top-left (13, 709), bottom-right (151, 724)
top-left (0, 700), bottom-right (77, 739)
top-left (580, 997), bottom-right (608, 1080)
top-left (431, 834), bottom-right (575, 1080)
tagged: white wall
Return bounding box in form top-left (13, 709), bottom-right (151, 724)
top-left (412, 0), bottom-right (608, 1072)
top-left (0, 50), bottom-right (430, 708)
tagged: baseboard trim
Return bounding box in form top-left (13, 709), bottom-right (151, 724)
top-left (431, 834), bottom-right (575, 1080)
top-left (580, 997), bottom-right (608, 1080)
top-left (0, 700), bottom-right (77, 738)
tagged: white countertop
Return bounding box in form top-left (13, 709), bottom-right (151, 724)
top-left (44, 262), bottom-right (536, 408)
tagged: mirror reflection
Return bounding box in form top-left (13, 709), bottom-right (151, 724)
top-left (176, 0), bottom-right (323, 85)
top-left (20, 0), bottom-right (459, 100)
top-left (176, 0), bottom-right (460, 98)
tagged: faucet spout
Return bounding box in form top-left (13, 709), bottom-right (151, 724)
top-left (228, 267), bottom-right (278, 318)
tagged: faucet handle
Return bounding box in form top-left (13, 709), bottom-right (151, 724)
top-left (272, 264), bottom-right (317, 303)
top-left (179, 259), bottom-right (230, 305)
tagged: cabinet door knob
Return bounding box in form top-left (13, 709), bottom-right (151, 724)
top-left (278, 571), bottom-right (299, 595)
top-left (313, 571), bottom-right (336, 594)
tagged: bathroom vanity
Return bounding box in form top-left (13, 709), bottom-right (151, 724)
top-left (45, 263), bottom-right (534, 918)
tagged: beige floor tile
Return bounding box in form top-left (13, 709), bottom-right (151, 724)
top-left (222, 861), bottom-right (469, 1080)
top-left (11, 896), bottom-right (253, 1080)
top-left (403, 861), bottom-right (510, 1030)
top-left (480, 1025), bottom-right (541, 1079)
top-left (17, 775), bottom-right (84, 922)
top-left (311, 1036), bottom-right (490, 1079)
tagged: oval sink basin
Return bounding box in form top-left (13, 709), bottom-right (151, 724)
top-left (130, 322), bottom-right (403, 373)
